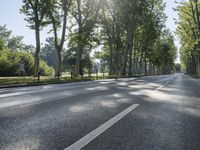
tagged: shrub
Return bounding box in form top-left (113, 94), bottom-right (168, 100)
top-left (40, 60), bottom-right (54, 76)
top-left (0, 48), bottom-right (54, 76)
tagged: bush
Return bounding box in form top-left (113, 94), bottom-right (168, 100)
top-left (20, 52), bottom-right (34, 75)
top-left (40, 60), bottom-right (54, 76)
top-left (0, 48), bottom-right (19, 76)
top-left (0, 48), bottom-right (54, 76)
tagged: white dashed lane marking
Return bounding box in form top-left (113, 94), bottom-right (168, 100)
top-left (155, 85), bottom-right (164, 91)
top-left (64, 104), bottom-right (139, 150)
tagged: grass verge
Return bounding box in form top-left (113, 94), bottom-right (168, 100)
top-left (0, 75), bottom-right (114, 87)
top-left (190, 74), bottom-right (200, 79)
top-left (0, 74), bottom-right (145, 88)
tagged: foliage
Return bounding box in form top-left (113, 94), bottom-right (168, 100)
top-left (62, 47), bottom-right (93, 72)
top-left (69, 0), bottom-right (102, 76)
top-left (175, 63), bottom-right (181, 72)
top-left (0, 48), bottom-right (54, 76)
top-left (20, 0), bottom-right (49, 30)
top-left (41, 37), bottom-right (56, 68)
top-left (176, 0), bottom-right (200, 74)
top-left (0, 25), bottom-right (53, 76)
top-left (40, 60), bottom-right (55, 76)
top-left (0, 25), bottom-right (25, 51)
top-left (20, 0), bottom-right (50, 76)
top-left (96, 0), bottom-right (175, 76)
top-left (45, 0), bottom-right (72, 77)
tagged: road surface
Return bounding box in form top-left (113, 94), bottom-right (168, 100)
top-left (0, 73), bottom-right (200, 150)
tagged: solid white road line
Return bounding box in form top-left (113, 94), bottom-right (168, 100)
top-left (64, 104), bottom-right (139, 150)
top-left (166, 81), bottom-right (170, 84)
top-left (155, 85), bottom-right (164, 91)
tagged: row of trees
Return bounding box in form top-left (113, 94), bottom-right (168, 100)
top-left (177, 0), bottom-right (200, 74)
top-left (96, 0), bottom-right (177, 76)
top-left (20, 0), bottom-right (176, 77)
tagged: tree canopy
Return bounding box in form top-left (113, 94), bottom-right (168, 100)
top-left (176, 0), bottom-right (200, 74)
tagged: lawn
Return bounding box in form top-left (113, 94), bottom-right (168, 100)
top-left (0, 73), bottom-right (144, 87)
top-left (191, 74), bottom-right (200, 79)
top-left (0, 73), bottom-right (110, 87)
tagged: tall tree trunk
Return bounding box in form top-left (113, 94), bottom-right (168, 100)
top-left (109, 49), bottom-right (114, 75)
top-left (121, 32), bottom-right (129, 76)
top-left (122, 52), bottom-right (128, 76)
top-left (144, 35), bottom-right (149, 76)
top-left (122, 26), bottom-right (134, 76)
top-left (198, 52), bottom-right (200, 73)
top-left (74, 42), bottom-right (82, 77)
top-left (133, 39), bottom-right (138, 76)
top-left (51, 0), bottom-right (70, 77)
top-left (144, 59), bottom-right (147, 75)
top-left (108, 36), bottom-right (114, 75)
top-left (144, 47), bottom-right (147, 76)
top-left (74, 0), bottom-right (82, 77)
top-left (55, 47), bottom-right (62, 77)
top-left (139, 47), bottom-right (144, 74)
top-left (34, 26), bottom-right (41, 77)
top-left (128, 31), bottom-right (134, 77)
top-left (115, 33), bottom-right (121, 78)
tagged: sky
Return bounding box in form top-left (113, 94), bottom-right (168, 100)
top-left (163, 0), bottom-right (181, 63)
top-left (0, 0), bottom-right (180, 62)
top-left (0, 0), bottom-right (48, 46)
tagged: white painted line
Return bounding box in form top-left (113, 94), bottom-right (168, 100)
top-left (64, 104), bottom-right (139, 150)
top-left (166, 81), bottom-right (170, 84)
top-left (155, 85), bottom-right (164, 91)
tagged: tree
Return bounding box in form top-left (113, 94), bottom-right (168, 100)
top-left (69, 0), bottom-right (102, 76)
top-left (99, 0), bottom-right (127, 76)
top-left (0, 25), bottom-right (28, 51)
top-left (176, 0), bottom-right (200, 74)
top-left (139, 0), bottom-right (166, 75)
top-left (62, 47), bottom-right (93, 73)
top-left (21, 0), bottom-right (49, 76)
top-left (0, 25), bottom-right (12, 43)
top-left (95, 0), bottom-right (175, 76)
top-left (175, 63), bottom-right (181, 72)
top-left (46, 0), bottom-right (72, 77)
top-left (7, 36), bottom-right (24, 51)
top-left (41, 37), bottom-right (56, 68)
top-left (0, 37), bottom-right (4, 50)
top-left (23, 44), bottom-right (35, 54)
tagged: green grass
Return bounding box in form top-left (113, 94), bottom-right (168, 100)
top-left (191, 74), bottom-right (200, 79)
top-left (0, 74), bottom-right (109, 87)
top-left (0, 73), bottom-right (144, 87)
top-left (0, 77), bottom-right (36, 86)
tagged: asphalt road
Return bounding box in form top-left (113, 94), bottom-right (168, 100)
top-left (0, 73), bottom-right (200, 150)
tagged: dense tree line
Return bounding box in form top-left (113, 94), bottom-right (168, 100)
top-left (18, 0), bottom-right (177, 77)
top-left (97, 0), bottom-right (176, 76)
top-left (177, 0), bottom-right (200, 74)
